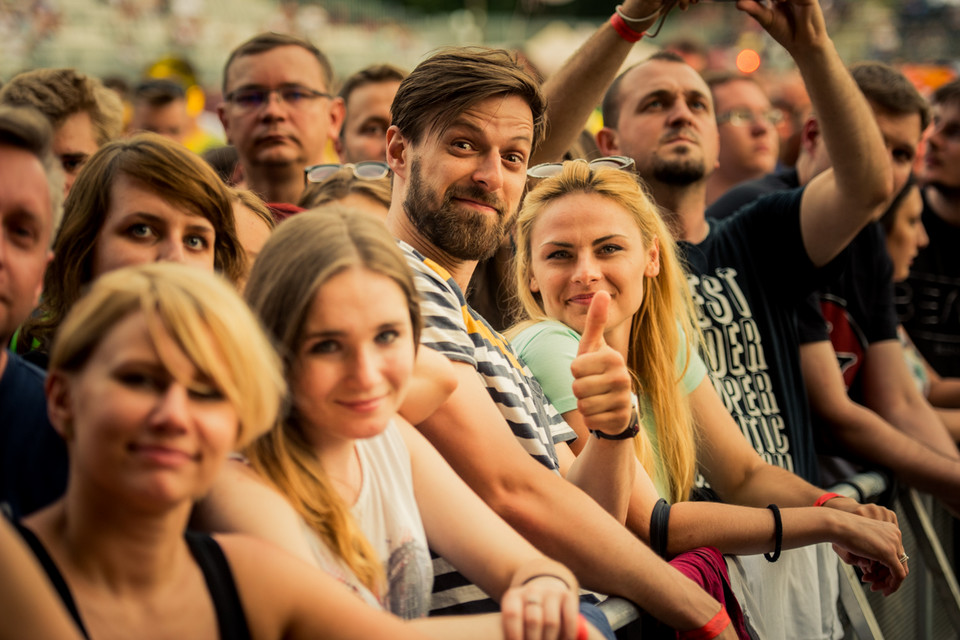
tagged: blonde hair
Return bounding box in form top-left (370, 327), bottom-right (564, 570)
top-left (49, 263), bottom-right (284, 449)
top-left (512, 162), bottom-right (699, 503)
top-left (244, 207), bottom-right (421, 594)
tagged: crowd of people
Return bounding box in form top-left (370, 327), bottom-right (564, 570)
top-left (4, 0), bottom-right (960, 637)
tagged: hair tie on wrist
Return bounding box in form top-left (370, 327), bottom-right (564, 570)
top-left (678, 605), bottom-right (731, 640)
top-left (650, 498), bottom-right (671, 558)
top-left (813, 492), bottom-right (842, 507)
top-left (520, 573), bottom-right (572, 590)
top-left (764, 504), bottom-right (782, 563)
top-left (610, 12), bottom-right (644, 43)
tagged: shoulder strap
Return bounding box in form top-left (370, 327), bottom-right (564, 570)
top-left (185, 531), bottom-right (252, 640)
top-left (11, 519), bottom-right (91, 639)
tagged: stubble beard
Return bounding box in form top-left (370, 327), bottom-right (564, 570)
top-left (649, 154), bottom-right (707, 186)
top-left (403, 159), bottom-right (509, 261)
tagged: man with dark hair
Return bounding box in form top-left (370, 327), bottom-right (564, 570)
top-left (900, 79), bottom-right (960, 378)
top-left (384, 45), bottom-right (736, 636)
top-left (128, 79), bottom-right (190, 145)
top-left (218, 32), bottom-right (344, 206)
top-left (335, 64), bottom-right (406, 163)
top-left (0, 68), bottom-right (123, 195)
top-left (0, 105), bottom-right (68, 518)
top-left (702, 73), bottom-right (780, 206)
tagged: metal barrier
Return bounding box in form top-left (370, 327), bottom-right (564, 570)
top-left (597, 472), bottom-right (960, 639)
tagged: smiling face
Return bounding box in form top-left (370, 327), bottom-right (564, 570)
top-left (397, 94), bottom-right (533, 261)
top-left (48, 311), bottom-right (238, 510)
top-left (527, 192), bottom-right (660, 347)
top-left (601, 60), bottom-right (719, 187)
top-left (91, 174), bottom-right (216, 278)
top-left (220, 45), bottom-right (342, 174)
top-left (290, 267), bottom-right (415, 450)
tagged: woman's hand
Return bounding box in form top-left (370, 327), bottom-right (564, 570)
top-left (570, 292), bottom-right (634, 437)
top-left (829, 509), bottom-right (908, 596)
top-left (500, 574), bottom-right (582, 640)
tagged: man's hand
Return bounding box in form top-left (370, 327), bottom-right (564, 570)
top-left (570, 291), bottom-right (634, 437)
top-left (736, 0), bottom-right (829, 54)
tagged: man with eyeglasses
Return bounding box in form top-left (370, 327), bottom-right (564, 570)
top-left (703, 73), bottom-right (780, 207)
top-left (218, 33), bottom-right (344, 207)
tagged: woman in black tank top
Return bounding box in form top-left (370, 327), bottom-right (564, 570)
top-left (11, 263), bottom-right (483, 640)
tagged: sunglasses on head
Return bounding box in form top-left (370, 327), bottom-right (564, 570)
top-left (526, 155), bottom-right (635, 179)
top-left (304, 161), bottom-right (391, 185)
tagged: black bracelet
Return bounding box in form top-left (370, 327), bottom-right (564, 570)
top-left (650, 498), bottom-right (671, 558)
top-left (764, 504), bottom-right (782, 563)
top-left (592, 405), bottom-right (641, 440)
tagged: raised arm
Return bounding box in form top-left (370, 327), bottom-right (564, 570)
top-left (419, 362), bottom-right (734, 636)
top-left (734, 0), bottom-right (893, 265)
top-left (533, 0), bottom-right (690, 164)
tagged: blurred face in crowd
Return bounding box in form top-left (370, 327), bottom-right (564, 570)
top-left (130, 99), bottom-right (190, 145)
top-left (395, 94), bottom-right (533, 261)
top-left (600, 60), bottom-right (719, 187)
top-left (886, 184), bottom-right (928, 282)
top-left (339, 80), bottom-right (401, 163)
top-left (0, 144), bottom-right (53, 345)
top-left (91, 174), bottom-right (216, 277)
top-left (219, 45), bottom-right (344, 175)
top-left (55, 111), bottom-right (100, 196)
top-left (871, 105), bottom-right (923, 196)
top-left (713, 79), bottom-right (779, 182)
top-left (921, 100), bottom-right (960, 191)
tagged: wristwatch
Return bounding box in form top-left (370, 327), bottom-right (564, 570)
top-left (592, 405), bottom-right (641, 440)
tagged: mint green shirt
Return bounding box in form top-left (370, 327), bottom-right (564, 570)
top-left (512, 320), bottom-right (707, 500)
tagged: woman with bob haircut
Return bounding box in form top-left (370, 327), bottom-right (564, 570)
top-left (13, 261), bottom-right (533, 640)
top-left (196, 208), bottom-right (609, 640)
top-left (18, 132), bottom-right (243, 360)
top-left (508, 161), bottom-right (909, 633)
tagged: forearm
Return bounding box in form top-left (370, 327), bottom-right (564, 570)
top-left (876, 397), bottom-right (960, 460)
top-left (927, 378), bottom-right (960, 409)
top-left (534, 0), bottom-right (661, 164)
top-left (564, 436), bottom-right (636, 522)
top-left (936, 408), bottom-right (960, 442)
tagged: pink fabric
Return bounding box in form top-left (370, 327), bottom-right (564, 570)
top-left (667, 547), bottom-right (750, 639)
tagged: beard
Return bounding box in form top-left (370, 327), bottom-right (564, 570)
top-left (649, 155), bottom-right (706, 185)
top-left (403, 159), bottom-right (509, 261)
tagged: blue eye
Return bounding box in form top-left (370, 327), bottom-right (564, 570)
top-left (375, 330), bottom-right (399, 345)
top-left (308, 339), bottom-right (339, 355)
top-left (128, 223), bottom-right (153, 239)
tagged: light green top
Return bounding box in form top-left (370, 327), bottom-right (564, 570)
top-left (511, 319), bottom-right (707, 500)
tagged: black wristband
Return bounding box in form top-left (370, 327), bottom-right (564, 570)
top-left (591, 405), bottom-right (641, 440)
top-left (650, 498), bottom-right (671, 558)
top-left (764, 504), bottom-right (782, 563)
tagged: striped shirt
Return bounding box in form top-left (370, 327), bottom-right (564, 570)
top-left (398, 241), bottom-right (576, 613)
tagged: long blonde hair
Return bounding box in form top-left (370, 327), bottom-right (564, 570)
top-left (243, 207), bottom-right (421, 595)
top-left (512, 162), bottom-right (699, 503)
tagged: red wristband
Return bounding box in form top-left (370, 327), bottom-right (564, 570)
top-left (610, 12), bottom-right (644, 43)
top-left (814, 492), bottom-right (842, 507)
top-left (679, 606), bottom-right (731, 640)
top-left (577, 613), bottom-right (589, 640)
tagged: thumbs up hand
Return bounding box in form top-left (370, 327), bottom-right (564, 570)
top-left (570, 291), bottom-right (634, 437)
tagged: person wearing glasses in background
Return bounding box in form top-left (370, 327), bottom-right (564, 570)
top-left (218, 33), bottom-right (345, 208)
top-left (702, 73), bottom-right (781, 207)
top-left (299, 161), bottom-right (393, 218)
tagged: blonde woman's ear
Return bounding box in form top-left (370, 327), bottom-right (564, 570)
top-left (45, 372), bottom-right (74, 440)
top-left (645, 237), bottom-right (661, 278)
top-left (529, 274), bottom-right (540, 293)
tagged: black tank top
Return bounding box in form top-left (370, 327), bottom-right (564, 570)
top-left (14, 522), bottom-right (252, 640)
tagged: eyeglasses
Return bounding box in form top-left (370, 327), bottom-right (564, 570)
top-left (225, 86), bottom-right (333, 111)
top-left (716, 108), bottom-right (784, 127)
top-left (527, 155), bottom-right (636, 179)
top-left (304, 161), bottom-right (391, 185)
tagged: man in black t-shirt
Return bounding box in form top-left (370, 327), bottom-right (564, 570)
top-left (0, 106), bottom-right (68, 518)
top-left (900, 80), bottom-right (960, 378)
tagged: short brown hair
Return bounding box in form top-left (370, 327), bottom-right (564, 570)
top-left (0, 68), bottom-right (123, 146)
top-left (338, 64), bottom-right (406, 103)
top-left (20, 133), bottom-right (242, 354)
top-left (931, 78), bottom-right (960, 110)
top-left (222, 33), bottom-right (335, 94)
top-left (390, 47), bottom-right (546, 150)
top-left (851, 62), bottom-right (930, 130)
top-left (0, 105), bottom-right (64, 239)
